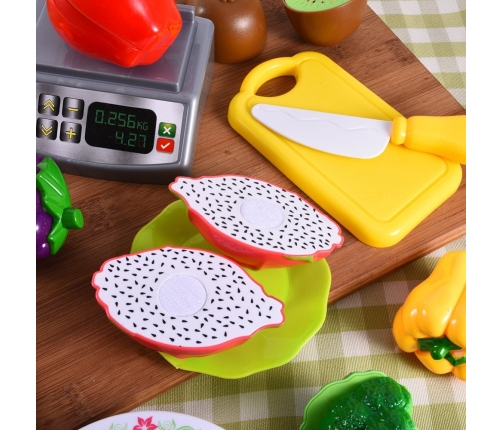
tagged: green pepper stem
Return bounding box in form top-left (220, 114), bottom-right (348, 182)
top-left (62, 208), bottom-right (84, 230)
top-left (417, 337), bottom-right (465, 366)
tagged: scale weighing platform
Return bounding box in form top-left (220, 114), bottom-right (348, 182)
top-left (36, 3), bottom-right (214, 184)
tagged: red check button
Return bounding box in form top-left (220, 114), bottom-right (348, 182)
top-left (156, 138), bottom-right (175, 153)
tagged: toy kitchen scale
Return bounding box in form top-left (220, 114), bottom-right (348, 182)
top-left (36, 0), bottom-right (214, 184)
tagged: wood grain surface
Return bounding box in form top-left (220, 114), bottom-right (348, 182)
top-left (36, 2), bottom-right (466, 429)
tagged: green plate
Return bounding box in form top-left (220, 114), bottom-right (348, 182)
top-left (131, 199), bottom-right (332, 379)
top-left (300, 371), bottom-right (388, 430)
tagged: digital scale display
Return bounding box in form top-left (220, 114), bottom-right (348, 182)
top-left (36, 3), bottom-right (214, 184)
top-left (85, 102), bottom-right (156, 155)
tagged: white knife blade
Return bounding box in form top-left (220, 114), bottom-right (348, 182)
top-left (251, 103), bottom-right (393, 159)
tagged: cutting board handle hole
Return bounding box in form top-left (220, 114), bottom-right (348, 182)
top-left (256, 75), bottom-right (296, 98)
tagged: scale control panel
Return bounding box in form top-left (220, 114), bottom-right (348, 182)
top-left (36, 84), bottom-right (185, 166)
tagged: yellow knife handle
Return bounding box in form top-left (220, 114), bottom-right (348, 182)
top-left (390, 115), bottom-right (466, 164)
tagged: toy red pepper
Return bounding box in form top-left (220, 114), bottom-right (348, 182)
top-left (46, 0), bottom-right (182, 67)
top-left (392, 251), bottom-right (466, 381)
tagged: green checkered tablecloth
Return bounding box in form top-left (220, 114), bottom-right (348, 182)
top-left (368, 0), bottom-right (466, 108)
top-left (132, 1), bottom-right (466, 429)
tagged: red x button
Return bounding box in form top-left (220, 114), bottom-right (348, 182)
top-left (156, 138), bottom-right (175, 153)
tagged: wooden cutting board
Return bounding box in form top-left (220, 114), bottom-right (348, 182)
top-left (36, 3), bottom-right (466, 429)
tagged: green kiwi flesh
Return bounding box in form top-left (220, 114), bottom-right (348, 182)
top-left (285, 0), bottom-right (350, 12)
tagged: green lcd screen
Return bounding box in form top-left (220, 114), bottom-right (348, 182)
top-left (85, 102), bottom-right (156, 154)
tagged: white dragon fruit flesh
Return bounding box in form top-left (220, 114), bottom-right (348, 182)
top-left (169, 175), bottom-right (344, 270)
top-left (92, 246), bottom-right (285, 357)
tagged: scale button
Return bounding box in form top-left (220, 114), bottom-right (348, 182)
top-left (158, 122), bottom-right (177, 138)
top-left (62, 98), bottom-right (84, 119)
top-left (38, 94), bottom-right (60, 116)
top-left (36, 118), bottom-right (58, 140)
top-left (60, 122), bottom-right (82, 143)
top-left (156, 138), bottom-right (175, 153)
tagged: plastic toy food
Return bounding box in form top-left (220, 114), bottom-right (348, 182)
top-left (92, 246), bottom-right (285, 357)
top-left (393, 251), bottom-right (466, 380)
top-left (169, 175), bottom-right (344, 270)
top-left (36, 156), bottom-right (84, 259)
top-left (177, 0), bottom-right (267, 63)
top-left (46, 0), bottom-right (182, 67)
top-left (283, 0), bottom-right (367, 46)
top-left (301, 371), bottom-right (417, 430)
top-left (129, 199), bottom-right (332, 378)
top-left (320, 376), bottom-right (416, 429)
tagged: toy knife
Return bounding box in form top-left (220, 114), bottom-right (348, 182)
top-left (251, 104), bottom-right (466, 164)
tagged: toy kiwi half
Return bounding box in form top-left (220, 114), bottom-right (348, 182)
top-left (284, 0), bottom-right (367, 46)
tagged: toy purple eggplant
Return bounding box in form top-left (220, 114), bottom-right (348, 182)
top-left (36, 156), bottom-right (84, 259)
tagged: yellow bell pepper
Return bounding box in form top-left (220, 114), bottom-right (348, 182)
top-left (392, 251), bottom-right (466, 381)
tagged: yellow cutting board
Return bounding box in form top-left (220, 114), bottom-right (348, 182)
top-left (228, 52), bottom-right (462, 248)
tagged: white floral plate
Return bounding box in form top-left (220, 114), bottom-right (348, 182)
top-left (79, 411), bottom-right (224, 430)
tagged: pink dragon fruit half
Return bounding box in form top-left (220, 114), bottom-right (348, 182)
top-left (92, 246), bottom-right (285, 357)
top-left (169, 175), bottom-right (344, 270)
